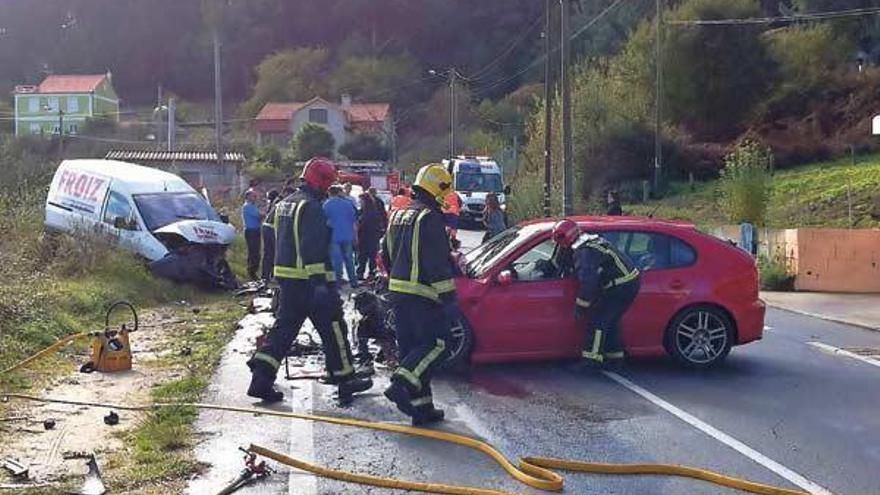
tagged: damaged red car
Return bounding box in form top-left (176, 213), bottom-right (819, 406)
top-left (444, 217), bottom-right (766, 369)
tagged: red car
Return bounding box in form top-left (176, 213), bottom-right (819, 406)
top-left (443, 217), bottom-right (766, 369)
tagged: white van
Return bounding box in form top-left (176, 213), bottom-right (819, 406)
top-left (443, 156), bottom-right (509, 225)
top-left (45, 159), bottom-right (238, 288)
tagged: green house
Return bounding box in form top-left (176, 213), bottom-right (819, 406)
top-left (13, 72), bottom-right (119, 137)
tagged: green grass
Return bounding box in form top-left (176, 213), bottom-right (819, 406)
top-left (629, 154), bottom-right (880, 228)
top-left (108, 302), bottom-right (240, 493)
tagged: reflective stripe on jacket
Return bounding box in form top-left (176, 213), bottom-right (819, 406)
top-left (273, 185), bottom-right (335, 282)
top-left (573, 235), bottom-right (639, 306)
top-left (381, 194), bottom-right (456, 303)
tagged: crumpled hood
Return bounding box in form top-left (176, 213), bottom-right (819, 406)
top-left (153, 220), bottom-right (235, 245)
top-left (458, 191), bottom-right (506, 205)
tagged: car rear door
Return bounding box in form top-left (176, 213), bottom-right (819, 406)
top-left (596, 229), bottom-right (697, 353)
top-left (470, 237), bottom-right (581, 360)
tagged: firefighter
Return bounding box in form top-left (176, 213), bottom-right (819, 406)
top-left (551, 219), bottom-right (641, 365)
top-left (382, 163), bottom-right (457, 426)
top-left (247, 157), bottom-right (373, 403)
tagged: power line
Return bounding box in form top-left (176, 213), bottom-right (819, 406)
top-left (464, 14), bottom-right (545, 82)
top-left (669, 6), bottom-right (880, 25)
top-left (469, 0), bottom-right (631, 97)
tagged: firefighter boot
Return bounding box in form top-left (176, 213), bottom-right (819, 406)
top-left (384, 378), bottom-right (415, 417)
top-left (247, 368), bottom-right (284, 403)
top-left (337, 376), bottom-right (373, 405)
top-left (412, 405), bottom-right (445, 427)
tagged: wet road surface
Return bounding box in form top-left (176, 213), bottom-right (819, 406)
top-left (187, 230), bottom-right (880, 495)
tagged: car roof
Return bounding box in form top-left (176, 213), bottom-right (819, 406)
top-left (519, 215), bottom-right (696, 231)
top-left (58, 159), bottom-right (195, 195)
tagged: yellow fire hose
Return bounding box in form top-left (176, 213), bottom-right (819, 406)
top-left (1, 339), bottom-right (809, 495)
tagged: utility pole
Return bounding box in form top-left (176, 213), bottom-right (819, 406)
top-left (450, 68), bottom-right (457, 157)
top-left (653, 0), bottom-right (663, 196)
top-left (543, 0), bottom-right (553, 218)
top-left (560, 0), bottom-right (573, 216)
top-left (213, 25), bottom-right (224, 167)
top-left (57, 108), bottom-right (65, 159)
top-left (157, 84), bottom-right (164, 147)
top-left (167, 97), bottom-right (176, 151)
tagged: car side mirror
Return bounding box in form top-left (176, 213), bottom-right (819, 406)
top-left (220, 214), bottom-right (230, 224)
top-left (503, 185), bottom-right (511, 195)
top-left (113, 216), bottom-right (127, 229)
top-left (497, 270), bottom-right (513, 286)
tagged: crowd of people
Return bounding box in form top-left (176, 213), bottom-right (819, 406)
top-left (241, 179), bottom-right (390, 289)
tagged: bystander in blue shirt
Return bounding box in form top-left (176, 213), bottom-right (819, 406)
top-left (241, 201), bottom-right (262, 230)
top-left (323, 187), bottom-right (359, 287)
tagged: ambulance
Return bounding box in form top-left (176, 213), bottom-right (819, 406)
top-left (443, 156), bottom-right (509, 226)
top-left (44, 159), bottom-right (237, 289)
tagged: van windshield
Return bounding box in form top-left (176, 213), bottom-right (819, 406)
top-left (134, 192), bottom-right (220, 231)
top-left (455, 172), bottom-right (503, 193)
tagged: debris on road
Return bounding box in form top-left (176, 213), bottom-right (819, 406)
top-left (63, 452), bottom-right (106, 495)
top-left (2, 457), bottom-right (29, 479)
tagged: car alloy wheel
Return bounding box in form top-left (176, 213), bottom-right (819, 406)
top-left (669, 306), bottom-right (732, 367)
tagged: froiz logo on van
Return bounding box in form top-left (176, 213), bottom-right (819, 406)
top-left (191, 225), bottom-right (219, 241)
top-left (58, 170), bottom-right (106, 203)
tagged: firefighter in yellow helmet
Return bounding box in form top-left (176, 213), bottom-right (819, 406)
top-left (381, 163), bottom-right (458, 426)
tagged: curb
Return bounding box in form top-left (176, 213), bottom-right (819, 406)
top-left (766, 303), bottom-right (880, 333)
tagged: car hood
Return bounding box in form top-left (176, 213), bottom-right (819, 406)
top-left (458, 191), bottom-right (505, 204)
top-left (153, 220), bottom-right (235, 245)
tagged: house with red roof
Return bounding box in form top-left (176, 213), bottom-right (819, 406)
top-left (13, 72), bottom-right (119, 137)
top-left (254, 95), bottom-right (394, 154)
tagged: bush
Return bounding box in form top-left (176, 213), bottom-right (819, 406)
top-left (718, 140), bottom-right (773, 224)
top-left (245, 162), bottom-right (285, 182)
top-left (758, 252), bottom-right (794, 291)
top-left (292, 122), bottom-right (335, 160)
top-left (339, 133), bottom-right (390, 161)
top-left (764, 24), bottom-right (852, 99)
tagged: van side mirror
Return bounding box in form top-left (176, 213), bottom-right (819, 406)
top-left (497, 270), bottom-right (513, 286)
top-left (503, 185), bottom-right (512, 195)
top-left (220, 214), bottom-right (230, 224)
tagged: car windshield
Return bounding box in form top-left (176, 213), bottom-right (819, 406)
top-left (455, 173), bottom-right (503, 193)
top-left (462, 223), bottom-right (547, 277)
top-left (134, 192), bottom-right (220, 231)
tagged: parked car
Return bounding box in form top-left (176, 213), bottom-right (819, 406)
top-left (443, 217), bottom-right (765, 369)
top-left (45, 159), bottom-right (237, 289)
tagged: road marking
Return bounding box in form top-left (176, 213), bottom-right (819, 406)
top-left (602, 371), bottom-right (834, 495)
top-left (764, 325), bottom-right (773, 331)
top-left (807, 342), bottom-right (880, 369)
top-left (288, 377), bottom-right (317, 495)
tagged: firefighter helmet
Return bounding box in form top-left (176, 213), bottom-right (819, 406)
top-left (552, 219), bottom-right (581, 248)
top-left (300, 157), bottom-right (338, 192)
top-left (413, 163), bottom-right (453, 202)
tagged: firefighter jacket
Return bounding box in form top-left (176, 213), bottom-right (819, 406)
top-left (273, 185), bottom-right (335, 284)
top-left (572, 234), bottom-right (640, 309)
top-left (382, 191), bottom-right (456, 304)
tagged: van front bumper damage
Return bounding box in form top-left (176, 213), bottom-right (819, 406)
top-left (149, 244), bottom-right (238, 290)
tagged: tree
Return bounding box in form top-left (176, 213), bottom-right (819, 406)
top-left (239, 47), bottom-right (332, 117)
top-left (329, 54), bottom-right (422, 107)
top-left (292, 123), bottom-right (335, 160)
top-left (339, 133), bottom-right (390, 161)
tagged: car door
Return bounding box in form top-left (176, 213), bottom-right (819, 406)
top-left (470, 237), bottom-right (581, 360)
top-left (101, 190), bottom-right (144, 253)
top-left (597, 229), bottom-right (697, 352)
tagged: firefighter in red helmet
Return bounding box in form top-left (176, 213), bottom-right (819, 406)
top-left (247, 157), bottom-right (372, 403)
top-left (551, 219), bottom-right (641, 365)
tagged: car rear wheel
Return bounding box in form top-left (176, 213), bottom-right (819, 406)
top-left (666, 305), bottom-right (733, 368)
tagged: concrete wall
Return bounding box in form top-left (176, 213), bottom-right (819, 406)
top-left (711, 225), bottom-right (880, 293)
top-left (794, 229), bottom-right (880, 292)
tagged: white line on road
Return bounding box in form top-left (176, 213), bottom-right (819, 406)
top-left (602, 371), bottom-right (834, 495)
top-left (288, 379), bottom-right (317, 495)
top-left (807, 342), bottom-right (880, 369)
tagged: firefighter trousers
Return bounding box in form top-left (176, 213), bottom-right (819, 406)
top-left (583, 279), bottom-right (640, 360)
top-left (249, 279), bottom-right (355, 381)
top-left (391, 294), bottom-right (451, 409)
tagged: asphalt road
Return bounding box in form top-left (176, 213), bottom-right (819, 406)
top-left (187, 229), bottom-right (880, 495)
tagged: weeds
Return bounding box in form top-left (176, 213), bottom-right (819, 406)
top-left (757, 252), bottom-right (794, 291)
top-left (718, 140), bottom-right (773, 225)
